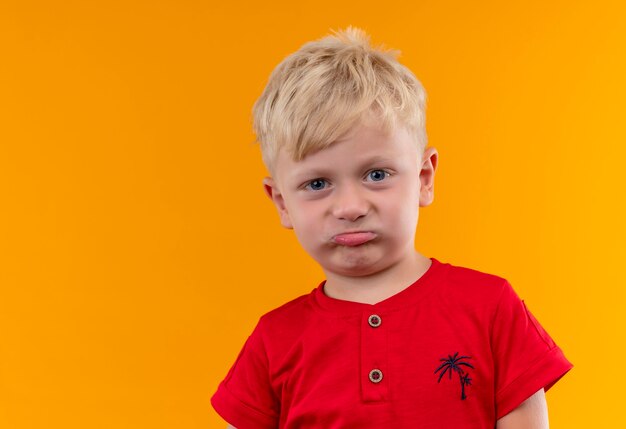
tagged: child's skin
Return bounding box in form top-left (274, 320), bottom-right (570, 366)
top-left (227, 111), bottom-right (549, 428)
top-left (263, 111), bottom-right (436, 306)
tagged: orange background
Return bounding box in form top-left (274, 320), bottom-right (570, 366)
top-left (1, 1), bottom-right (625, 427)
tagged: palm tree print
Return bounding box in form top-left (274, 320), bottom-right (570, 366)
top-left (434, 352), bottom-right (475, 400)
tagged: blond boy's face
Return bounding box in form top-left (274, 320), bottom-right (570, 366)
top-left (263, 117), bottom-right (437, 279)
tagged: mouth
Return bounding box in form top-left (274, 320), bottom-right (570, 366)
top-left (331, 231), bottom-right (377, 247)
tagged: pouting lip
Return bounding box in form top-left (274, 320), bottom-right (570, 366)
top-left (331, 230), bottom-right (375, 239)
top-left (330, 231), bottom-right (378, 247)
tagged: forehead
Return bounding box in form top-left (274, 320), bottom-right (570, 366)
top-left (275, 121), bottom-right (419, 183)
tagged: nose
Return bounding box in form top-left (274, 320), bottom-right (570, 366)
top-left (331, 181), bottom-right (370, 222)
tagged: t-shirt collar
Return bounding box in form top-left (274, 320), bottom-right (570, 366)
top-left (311, 257), bottom-right (446, 315)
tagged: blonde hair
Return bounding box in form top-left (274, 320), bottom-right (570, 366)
top-left (252, 26), bottom-right (427, 176)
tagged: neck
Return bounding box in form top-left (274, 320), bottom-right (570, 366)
top-left (322, 251), bottom-right (432, 305)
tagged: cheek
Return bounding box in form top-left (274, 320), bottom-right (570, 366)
top-left (385, 189), bottom-right (419, 225)
top-left (389, 203), bottom-right (417, 226)
top-left (289, 201), bottom-right (324, 232)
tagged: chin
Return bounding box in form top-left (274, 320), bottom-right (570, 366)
top-left (328, 256), bottom-right (388, 277)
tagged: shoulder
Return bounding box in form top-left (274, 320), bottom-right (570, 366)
top-left (431, 259), bottom-right (520, 320)
top-left (262, 290), bottom-right (314, 319)
top-left (243, 289), bottom-right (323, 360)
top-left (443, 260), bottom-right (510, 298)
top-left (255, 289), bottom-right (317, 336)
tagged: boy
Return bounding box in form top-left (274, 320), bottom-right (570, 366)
top-left (211, 26), bottom-right (573, 428)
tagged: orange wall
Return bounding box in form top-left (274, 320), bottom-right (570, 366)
top-left (1, 1), bottom-right (625, 427)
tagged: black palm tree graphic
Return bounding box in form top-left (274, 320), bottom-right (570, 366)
top-left (459, 372), bottom-right (472, 400)
top-left (434, 352), bottom-right (475, 400)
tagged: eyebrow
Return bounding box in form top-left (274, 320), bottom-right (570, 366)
top-left (291, 156), bottom-right (395, 180)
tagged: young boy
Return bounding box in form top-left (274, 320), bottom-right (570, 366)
top-left (211, 26), bottom-right (573, 428)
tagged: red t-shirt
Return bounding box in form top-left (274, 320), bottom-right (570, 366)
top-left (211, 257), bottom-right (573, 428)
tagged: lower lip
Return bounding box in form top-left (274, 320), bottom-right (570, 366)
top-left (332, 232), bottom-right (377, 247)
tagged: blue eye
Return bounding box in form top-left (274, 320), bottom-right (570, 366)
top-left (305, 179), bottom-right (327, 191)
top-left (368, 169), bottom-right (389, 182)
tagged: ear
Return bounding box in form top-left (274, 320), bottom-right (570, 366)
top-left (419, 147), bottom-right (438, 207)
top-left (262, 177), bottom-right (294, 229)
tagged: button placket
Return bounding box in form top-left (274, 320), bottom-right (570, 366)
top-left (360, 310), bottom-right (388, 402)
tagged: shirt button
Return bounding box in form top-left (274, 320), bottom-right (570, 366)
top-left (368, 369), bottom-right (383, 383)
top-left (368, 314), bottom-right (382, 328)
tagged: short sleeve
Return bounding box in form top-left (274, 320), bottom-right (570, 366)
top-left (491, 280), bottom-right (573, 420)
top-left (211, 319), bottom-right (280, 429)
